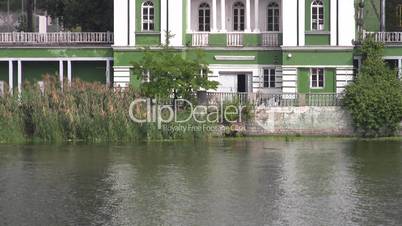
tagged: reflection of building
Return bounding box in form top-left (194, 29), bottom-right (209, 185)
top-left (0, 0), bottom-right (401, 96)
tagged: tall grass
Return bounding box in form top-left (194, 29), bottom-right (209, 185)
top-left (0, 76), bottom-right (212, 144)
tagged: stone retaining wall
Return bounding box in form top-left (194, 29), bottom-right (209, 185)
top-left (247, 106), bottom-right (354, 136)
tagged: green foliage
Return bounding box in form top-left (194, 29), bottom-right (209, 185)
top-left (0, 76), bottom-right (213, 144)
top-left (44, 0), bottom-right (113, 31)
top-left (131, 38), bottom-right (219, 100)
top-left (343, 38), bottom-right (402, 137)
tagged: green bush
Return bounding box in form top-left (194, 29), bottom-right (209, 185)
top-left (343, 38), bottom-right (402, 137)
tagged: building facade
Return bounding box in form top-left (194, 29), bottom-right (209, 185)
top-left (0, 0), bottom-right (401, 95)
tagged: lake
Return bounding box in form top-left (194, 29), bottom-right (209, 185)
top-left (0, 139), bottom-right (401, 225)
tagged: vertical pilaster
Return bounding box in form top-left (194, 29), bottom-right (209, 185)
top-left (129, 0), bottom-right (136, 46)
top-left (161, 0), bottom-right (168, 44)
top-left (282, 0), bottom-right (298, 46)
top-left (59, 60), bottom-right (64, 86)
top-left (380, 0), bottom-right (386, 31)
top-left (212, 0), bottom-right (217, 32)
top-left (17, 60), bottom-right (22, 93)
top-left (106, 60), bottom-right (111, 86)
top-left (298, 0), bottom-right (305, 46)
top-left (8, 60), bottom-right (13, 93)
top-left (254, 0), bottom-right (259, 32)
top-left (187, 0), bottom-right (191, 32)
top-left (282, 67), bottom-right (298, 94)
top-left (330, 0), bottom-right (338, 46)
top-left (221, 0), bottom-right (226, 31)
top-left (67, 60), bottom-right (72, 85)
top-left (245, 0), bottom-right (251, 32)
top-left (113, 0), bottom-right (129, 46)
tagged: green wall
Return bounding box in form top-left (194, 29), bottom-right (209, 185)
top-left (136, 33), bottom-right (161, 46)
top-left (0, 48), bottom-right (112, 58)
top-left (23, 61), bottom-right (58, 82)
top-left (136, 0), bottom-right (161, 32)
top-left (282, 50), bottom-right (353, 66)
top-left (0, 62), bottom-right (8, 84)
top-left (305, 0), bottom-right (330, 32)
top-left (298, 68), bottom-right (336, 93)
top-left (305, 34), bottom-right (330, 45)
top-left (114, 49), bottom-right (283, 66)
top-left (363, 0), bottom-right (380, 31)
top-left (72, 61), bottom-right (107, 83)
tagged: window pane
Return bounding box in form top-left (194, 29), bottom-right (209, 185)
top-left (149, 23), bottom-right (154, 30)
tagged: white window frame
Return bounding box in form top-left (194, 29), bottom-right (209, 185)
top-left (310, 68), bottom-right (325, 89)
top-left (311, 0), bottom-right (324, 31)
top-left (263, 68), bottom-right (276, 88)
top-left (142, 1), bottom-right (155, 32)
top-left (198, 3), bottom-right (211, 32)
top-left (233, 2), bottom-right (245, 31)
top-left (267, 2), bottom-right (280, 32)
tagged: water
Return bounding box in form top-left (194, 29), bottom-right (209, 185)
top-left (0, 139), bottom-right (401, 225)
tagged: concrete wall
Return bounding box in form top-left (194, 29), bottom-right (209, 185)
top-left (247, 106), bottom-right (354, 136)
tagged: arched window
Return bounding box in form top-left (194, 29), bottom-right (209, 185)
top-left (233, 2), bottom-right (245, 31)
top-left (267, 2), bottom-right (280, 31)
top-left (142, 1), bottom-right (154, 31)
top-left (198, 3), bottom-right (211, 32)
top-left (311, 0), bottom-right (324, 31)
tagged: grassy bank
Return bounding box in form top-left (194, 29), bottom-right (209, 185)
top-left (0, 77), bottom-right (212, 144)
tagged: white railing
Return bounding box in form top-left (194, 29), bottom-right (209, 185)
top-left (0, 32), bottom-right (114, 45)
top-left (192, 33), bottom-right (209, 47)
top-left (227, 33), bottom-right (243, 47)
top-left (363, 31), bottom-right (402, 43)
top-left (261, 32), bottom-right (281, 47)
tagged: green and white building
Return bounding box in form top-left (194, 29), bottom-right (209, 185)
top-left (0, 0), bottom-right (401, 95)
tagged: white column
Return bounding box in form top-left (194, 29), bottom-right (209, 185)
top-left (221, 0), bottom-right (226, 31)
top-left (299, 0), bottom-right (305, 46)
top-left (212, 0), bottom-right (217, 32)
top-left (330, 0), bottom-right (337, 46)
top-left (187, 0), bottom-right (191, 32)
top-left (8, 60), bottom-right (13, 93)
top-left (17, 60), bottom-right (22, 93)
top-left (282, 0), bottom-right (298, 46)
top-left (67, 60), bottom-right (72, 85)
top-left (129, 0), bottom-right (136, 46)
top-left (254, 0), bottom-right (260, 32)
top-left (113, 0), bottom-right (129, 46)
top-left (161, 0), bottom-right (168, 44)
top-left (59, 60), bottom-right (64, 85)
top-left (106, 60), bottom-right (111, 86)
top-left (245, 0), bottom-right (251, 32)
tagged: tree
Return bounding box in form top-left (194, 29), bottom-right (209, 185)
top-left (131, 37), bottom-right (219, 101)
top-left (343, 38), bottom-right (402, 137)
top-left (44, 0), bottom-right (113, 31)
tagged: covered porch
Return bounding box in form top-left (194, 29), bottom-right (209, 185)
top-left (186, 0), bottom-right (282, 47)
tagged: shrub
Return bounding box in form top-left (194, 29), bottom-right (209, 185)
top-left (343, 38), bottom-right (402, 137)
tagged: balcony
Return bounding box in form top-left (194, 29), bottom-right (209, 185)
top-left (190, 32), bottom-right (282, 47)
top-left (0, 32), bottom-right (114, 46)
top-left (363, 31), bottom-right (402, 44)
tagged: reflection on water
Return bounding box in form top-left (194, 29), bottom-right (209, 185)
top-left (0, 140), bottom-right (401, 225)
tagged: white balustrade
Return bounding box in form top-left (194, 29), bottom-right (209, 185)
top-left (192, 33), bottom-right (209, 47)
top-left (363, 31), bottom-right (402, 43)
top-left (227, 33), bottom-right (244, 47)
top-left (0, 32), bottom-right (114, 45)
top-left (261, 32), bottom-right (281, 47)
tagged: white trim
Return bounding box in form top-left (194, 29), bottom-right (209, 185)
top-left (8, 60), bottom-right (13, 93)
top-left (214, 55), bottom-right (256, 61)
top-left (310, 68), bottom-right (325, 89)
top-left (17, 60), bottom-right (22, 93)
top-left (283, 65), bottom-right (353, 68)
top-left (129, 0), bottom-right (136, 46)
top-left (281, 46), bottom-right (354, 51)
top-left (0, 57), bottom-right (113, 61)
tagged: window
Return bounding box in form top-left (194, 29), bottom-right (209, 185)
top-left (263, 69), bottom-right (276, 88)
top-left (311, 0), bottom-right (324, 31)
top-left (311, 68), bottom-right (324, 88)
top-left (142, 1), bottom-right (155, 31)
top-left (198, 3), bottom-right (211, 32)
top-left (267, 2), bottom-right (280, 31)
top-left (233, 2), bottom-right (245, 31)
